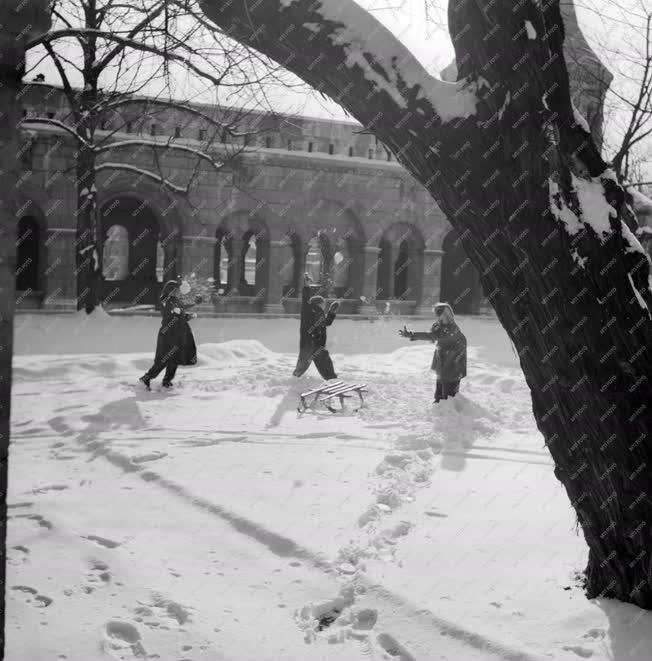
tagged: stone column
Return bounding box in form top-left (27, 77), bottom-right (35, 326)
top-left (42, 227), bottom-right (77, 309)
top-left (360, 245), bottom-right (381, 314)
top-left (264, 239), bottom-right (286, 313)
top-left (416, 248), bottom-right (443, 315)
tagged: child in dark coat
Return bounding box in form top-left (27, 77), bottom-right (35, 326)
top-left (293, 273), bottom-right (340, 380)
top-left (399, 302), bottom-right (467, 403)
top-left (140, 280), bottom-right (201, 390)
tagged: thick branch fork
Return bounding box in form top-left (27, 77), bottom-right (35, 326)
top-left (196, 0), bottom-right (652, 606)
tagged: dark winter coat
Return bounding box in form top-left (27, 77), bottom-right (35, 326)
top-left (411, 322), bottom-right (467, 381)
top-left (154, 294), bottom-right (197, 366)
top-left (299, 285), bottom-right (336, 349)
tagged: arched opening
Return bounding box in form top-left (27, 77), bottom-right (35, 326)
top-left (103, 224), bottom-right (129, 281)
top-left (394, 240), bottom-right (410, 299)
top-left (375, 223), bottom-right (424, 307)
top-left (306, 233), bottom-right (331, 285)
top-left (214, 229), bottom-right (233, 294)
top-left (238, 226), bottom-right (269, 297)
top-left (332, 237), bottom-right (351, 298)
top-left (241, 233), bottom-right (257, 285)
top-left (376, 238), bottom-right (392, 301)
top-left (15, 215), bottom-right (41, 292)
top-left (440, 229), bottom-right (483, 314)
top-left (100, 197), bottom-right (167, 305)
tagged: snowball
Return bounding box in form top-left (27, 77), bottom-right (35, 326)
top-left (525, 20), bottom-right (537, 40)
top-left (179, 281), bottom-right (191, 295)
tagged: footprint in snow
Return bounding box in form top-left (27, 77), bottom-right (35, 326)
top-left (11, 585), bottom-right (53, 608)
top-left (103, 620), bottom-right (147, 658)
top-left (31, 484), bottom-right (68, 494)
top-left (83, 534), bottom-right (121, 549)
top-left (130, 451), bottom-right (167, 463)
top-left (84, 560), bottom-right (111, 593)
top-left (10, 512), bottom-right (53, 530)
top-left (562, 645), bottom-right (594, 658)
top-left (583, 629), bottom-right (605, 641)
top-left (424, 509), bottom-right (448, 518)
top-left (376, 633), bottom-right (416, 660)
top-left (7, 545), bottom-right (30, 566)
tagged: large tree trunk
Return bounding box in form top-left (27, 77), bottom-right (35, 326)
top-left (197, 0), bottom-right (652, 606)
top-left (0, 0), bottom-right (50, 645)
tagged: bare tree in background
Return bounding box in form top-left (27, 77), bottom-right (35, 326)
top-left (191, 0), bottom-right (652, 606)
top-left (562, 0), bottom-right (651, 183)
top-left (23, 0), bottom-right (289, 313)
top-left (0, 0), bottom-right (51, 647)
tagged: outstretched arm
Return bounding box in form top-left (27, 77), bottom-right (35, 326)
top-left (399, 323), bottom-right (441, 341)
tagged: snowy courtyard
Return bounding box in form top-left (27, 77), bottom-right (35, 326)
top-left (6, 313), bottom-right (652, 660)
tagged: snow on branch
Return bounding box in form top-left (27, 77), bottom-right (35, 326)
top-left (20, 117), bottom-right (90, 147)
top-left (197, 0), bottom-right (478, 132)
top-left (96, 139), bottom-right (227, 172)
top-left (102, 98), bottom-right (252, 139)
top-left (94, 162), bottom-right (188, 194)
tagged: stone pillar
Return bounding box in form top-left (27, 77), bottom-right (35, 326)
top-left (42, 227), bottom-right (77, 309)
top-left (360, 245), bottom-right (381, 314)
top-left (416, 248), bottom-right (443, 315)
top-left (264, 239), bottom-right (286, 313)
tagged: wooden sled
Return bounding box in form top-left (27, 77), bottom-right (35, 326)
top-left (318, 383), bottom-right (368, 413)
top-left (298, 381), bottom-right (345, 413)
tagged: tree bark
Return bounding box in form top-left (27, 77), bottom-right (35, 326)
top-left (0, 0), bottom-right (50, 646)
top-left (196, 0), bottom-right (652, 606)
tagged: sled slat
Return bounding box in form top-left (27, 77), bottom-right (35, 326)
top-left (300, 381), bottom-right (344, 398)
top-left (318, 383), bottom-right (367, 401)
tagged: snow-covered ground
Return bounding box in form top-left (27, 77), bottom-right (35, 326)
top-left (7, 313), bottom-right (652, 660)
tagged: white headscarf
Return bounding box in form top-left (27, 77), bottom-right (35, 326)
top-left (434, 302), bottom-right (455, 324)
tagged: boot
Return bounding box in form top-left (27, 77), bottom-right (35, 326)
top-left (139, 375), bottom-right (151, 391)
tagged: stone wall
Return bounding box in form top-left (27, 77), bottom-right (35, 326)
top-left (14, 82), bottom-right (489, 314)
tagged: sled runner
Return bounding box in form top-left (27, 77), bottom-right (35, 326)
top-left (318, 383), bottom-right (368, 413)
top-left (298, 381), bottom-right (344, 412)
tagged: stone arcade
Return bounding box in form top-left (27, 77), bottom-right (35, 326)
top-left (15, 82), bottom-right (487, 316)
